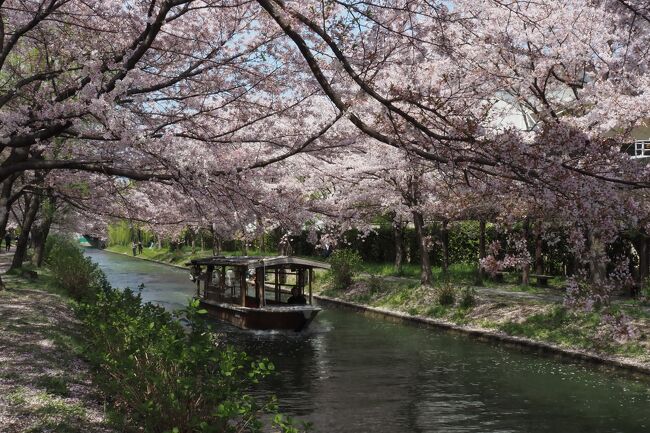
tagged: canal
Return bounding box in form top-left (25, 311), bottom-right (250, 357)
top-left (85, 248), bottom-right (650, 433)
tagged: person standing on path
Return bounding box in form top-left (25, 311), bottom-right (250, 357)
top-left (4, 233), bottom-right (11, 252)
top-left (138, 240), bottom-right (143, 255)
top-left (132, 241), bottom-right (137, 256)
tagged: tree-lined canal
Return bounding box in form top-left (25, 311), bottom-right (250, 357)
top-left (85, 249), bottom-right (650, 433)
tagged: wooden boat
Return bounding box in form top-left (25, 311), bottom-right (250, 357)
top-left (187, 256), bottom-right (330, 331)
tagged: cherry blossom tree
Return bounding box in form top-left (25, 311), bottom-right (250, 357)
top-left (3, 0), bottom-right (650, 297)
top-left (0, 0), bottom-right (344, 279)
top-left (255, 0), bottom-right (650, 286)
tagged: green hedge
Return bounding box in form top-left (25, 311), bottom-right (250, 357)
top-left (45, 234), bottom-right (108, 300)
top-left (44, 234), bottom-right (304, 432)
top-left (76, 288), bottom-right (305, 433)
top-left (329, 249), bottom-right (362, 289)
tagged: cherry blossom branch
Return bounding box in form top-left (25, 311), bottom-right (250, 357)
top-left (0, 160), bottom-right (174, 182)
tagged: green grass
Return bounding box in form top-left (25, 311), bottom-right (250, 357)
top-left (360, 262), bottom-right (479, 283)
top-left (489, 272), bottom-right (566, 290)
top-left (7, 388), bottom-right (28, 405)
top-left (425, 304), bottom-right (449, 318)
top-left (36, 376), bottom-right (70, 398)
top-left (497, 284), bottom-right (547, 294)
top-left (496, 307), bottom-right (600, 349)
top-left (377, 288), bottom-right (412, 308)
top-left (358, 262), bottom-right (563, 291)
top-left (361, 262), bottom-right (421, 278)
top-left (494, 306), bottom-right (646, 356)
top-left (105, 245), bottom-right (279, 266)
top-left (27, 393), bottom-right (88, 433)
top-left (606, 303), bottom-right (650, 321)
top-left (3, 267), bottom-right (64, 297)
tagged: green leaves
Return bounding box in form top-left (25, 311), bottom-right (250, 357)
top-left (77, 285), bottom-right (300, 433)
top-left (45, 234), bottom-right (108, 301)
top-left (329, 249), bottom-right (363, 289)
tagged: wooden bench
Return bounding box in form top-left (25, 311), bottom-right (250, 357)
top-left (491, 271), bottom-right (553, 287)
top-left (530, 274), bottom-right (553, 287)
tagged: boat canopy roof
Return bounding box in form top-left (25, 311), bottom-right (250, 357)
top-left (188, 255), bottom-right (331, 270)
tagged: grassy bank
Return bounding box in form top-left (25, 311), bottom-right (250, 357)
top-left (0, 266), bottom-right (117, 433)
top-left (105, 245), bottom-right (554, 289)
top-left (316, 275), bottom-right (650, 367)
top-left (105, 244), bottom-right (276, 266)
top-left (105, 244), bottom-right (649, 368)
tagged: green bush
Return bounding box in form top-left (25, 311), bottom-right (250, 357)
top-left (436, 283), bottom-right (456, 306)
top-left (76, 287), bottom-right (302, 433)
top-left (367, 275), bottom-right (387, 294)
top-left (45, 234), bottom-right (108, 300)
top-left (459, 287), bottom-right (477, 309)
top-left (329, 249), bottom-right (362, 289)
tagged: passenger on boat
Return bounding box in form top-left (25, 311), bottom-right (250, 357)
top-left (287, 287), bottom-right (307, 305)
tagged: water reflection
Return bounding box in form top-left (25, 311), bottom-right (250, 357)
top-left (85, 248), bottom-right (650, 433)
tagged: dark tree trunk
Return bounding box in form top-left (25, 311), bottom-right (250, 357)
top-left (521, 218), bottom-right (530, 286)
top-left (640, 236), bottom-right (650, 284)
top-left (0, 175), bottom-right (18, 243)
top-left (10, 193), bottom-right (41, 271)
top-left (0, 149), bottom-right (28, 245)
top-left (0, 150), bottom-right (27, 287)
top-left (210, 224), bottom-right (217, 255)
top-left (31, 198), bottom-right (55, 267)
top-left (393, 221), bottom-right (405, 275)
top-left (441, 220), bottom-right (450, 274)
top-left (535, 221), bottom-right (544, 286)
top-left (0, 176), bottom-right (13, 289)
top-left (478, 219), bottom-right (487, 280)
top-left (413, 210), bottom-right (433, 286)
top-left (566, 253), bottom-right (576, 277)
top-left (587, 230), bottom-right (607, 285)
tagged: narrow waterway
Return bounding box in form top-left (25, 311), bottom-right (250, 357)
top-left (85, 249), bottom-right (650, 433)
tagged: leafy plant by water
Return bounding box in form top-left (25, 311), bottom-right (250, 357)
top-left (435, 283), bottom-right (456, 306)
top-left (329, 249), bottom-right (362, 289)
top-left (367, 275), bottom-right (388, 294)
top-left (45, 234), bottom-right (108, 301)
top-left (459, 287), bottom-right (477, 310)
top-left (77, 287), bottom-right (304, 433)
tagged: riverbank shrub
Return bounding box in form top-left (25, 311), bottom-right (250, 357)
top-left (76, 287), bottom-right (299, 433)
top-left (367, 275), bottom-right (389, 295)
top-left (435, 283), bottom-right (456, 306)
top-left (329, 249), bottom-right (362, 289)
top-left (459, 287), bottom-right (477, 309)
top-left (45, 234), bottom-right (108, 300)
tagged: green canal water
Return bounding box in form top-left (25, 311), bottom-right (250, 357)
top-left (85, 248), bottom-right (650, 433)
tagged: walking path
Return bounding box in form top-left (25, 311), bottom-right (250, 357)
top-left (0, 251), bottom-right (115, 433)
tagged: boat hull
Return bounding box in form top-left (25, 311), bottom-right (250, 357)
top-left (199, 299), bottom-right (321, 331)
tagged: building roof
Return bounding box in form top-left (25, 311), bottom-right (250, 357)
top-left (188, 255), bottom-right (331, 269)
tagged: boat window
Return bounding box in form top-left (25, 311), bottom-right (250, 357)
top-left (225, 269), bottom-right (235, 288)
